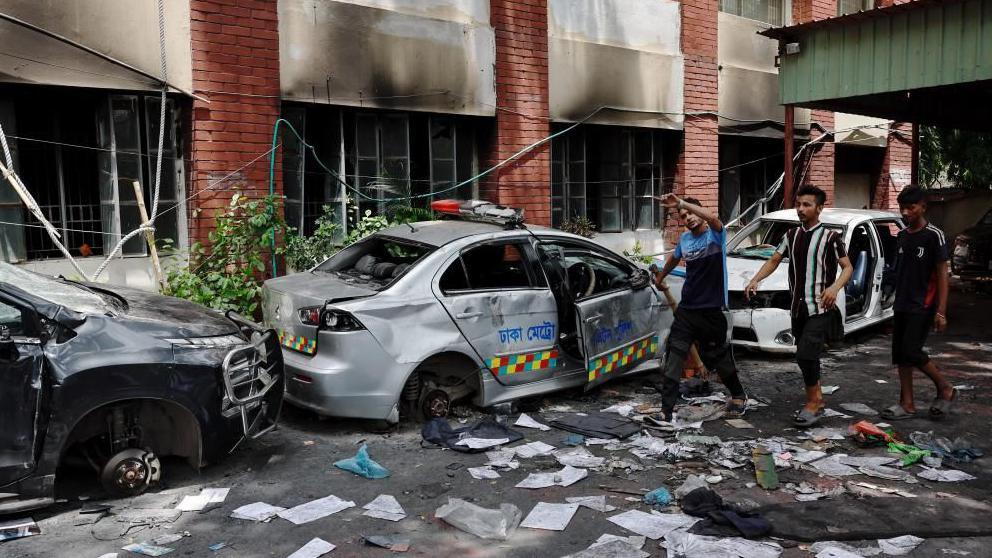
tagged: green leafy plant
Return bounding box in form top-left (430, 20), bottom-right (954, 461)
top-left (560, 215), bottom-right (596, 238)
top-left (163, 192), bottom-right (286, 318)
top-left (623, 240), bottom-right (655, 265)
top-left (920, 125), bottom-right (992, 189)
top-left (285, 205), bottom-right (342, 271)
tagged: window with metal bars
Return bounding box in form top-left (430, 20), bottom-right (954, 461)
top-left (837, 0), bottom-right (873, 16)
top-left (719, 0), bottom-right (785, 26)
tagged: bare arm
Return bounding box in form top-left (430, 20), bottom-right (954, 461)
top-left (745, 251), bottom-right (783, 298)
top-left (657, 194), bottom-right (723, 232)
top-left (820, 255), bottom-right (853, 310)
top-left (649, 255), bottom-right (681, 287)
top-left (934, 260), bottom-right (949, 332)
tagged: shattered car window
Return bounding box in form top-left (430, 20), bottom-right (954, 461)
top-left (0, 300), bottom-right (23, 336)
top-left (314, 235), bottom-right (433, 290)
top-left (0, 263), bottom-right (112, 315)
top-left (728, 221), bottom-right (843, 260)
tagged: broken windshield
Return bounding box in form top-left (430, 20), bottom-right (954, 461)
top-left (728, 220), bottom-right (843, 260)
top-left (314, 235), bottom-right (433, 290)
top-left (0, 263), bottom-right (113, 315)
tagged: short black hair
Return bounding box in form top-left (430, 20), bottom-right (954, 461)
top-left (682, 196), bottom-right (701, 207)
top-left (897, 186), bottom-right (926, 205)
top-left (796, 185), bottom-right (826, 206)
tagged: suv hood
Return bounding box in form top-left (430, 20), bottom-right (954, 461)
top-left (91, 284), bottom-right (239, 338)
top-left (726, 256), bottom-right (789, 291)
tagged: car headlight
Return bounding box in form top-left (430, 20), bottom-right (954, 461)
top-left (167, 334), bottom-right (247, 348)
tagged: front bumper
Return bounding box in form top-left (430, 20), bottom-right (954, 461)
top-left (222, 313), bottom-right (285, 439)
top-left (280, 328), bottom-right (410, 421)
top-left (729, 308), bottom-right (796, 354)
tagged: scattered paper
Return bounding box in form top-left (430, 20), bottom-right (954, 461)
top-left (838, 456), bottom-right (899, 467)
top-left (230, 502), bottom-right (285, 522)
top-left (149, 533), bottom-right (186, 545)
top-left (602, 404), bottom-right (635, 417)
top-left (839, 402), bottom-right (879, 416)
top-left (362, 494), bottom-right (406, 522)
top-left (822, 408), bottom-right (852, 418)
top-left (121, 543), bottom-right (173, 556)
top-left (878, 535), bottom-right (925, 556)
top-left (278, 495), bottom-right (356, 524)
top-left (809, 455), bottom-right (861, 477)
top-left (606, 510), bottom-right (697, 540)
top-left (520, 502), bottom-right (580, 531)
top-left (455, 437), bottom-right (510, 450)
top-left (665, 531), bottom-right (783, 558)
top-left (566, 495), bottom-right (617, 513)
top-left (516, 465), bottom-right (588, 489)
top-left (801, 427), bottom-right (847, 441)
top-left (725, 418), bottom-right (755, 429)
top-left (485, 449), bottom-right (520, 470)
top-left (511, 440), bottom-right (556, 458)
top-left (917, 467), bottom-right (976, 482)
top-left (821, 385), bottom-right (840, 394)
top-left (175, 487), bottom-right (230, 512)
top-left (953, 384), bottom-right (975, 391)
top-left (592, 534), bottom-right (646, 549)
top-left (364, 534), bottom-right (410, 552)
top-left (585, 438), bottom-right (615, 446)
top-left (567, 539), bottom-right (649, 558)
top-left (468, 466), bottom-right (501, 480)
top-left (287, 537), bottom-right (336, 558)
top-left (553, 446), bottom-right (606, 468)
top-left (515, 413), bottom-right (551, 431)
top-left (874, 379), bottom-right (888, 384)
top-left (809, 541), bottom-right (883, 557)
top-left (790, 449), bottom-right (828, 463)
top-left (0, 518), bottom-right (40, 542)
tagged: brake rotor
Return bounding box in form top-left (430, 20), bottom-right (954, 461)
top-left (421, 389), bottom-right (451, 419)
top-left (100, 448), bottom-right (161, 496)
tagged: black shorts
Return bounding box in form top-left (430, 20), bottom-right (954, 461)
top-left (663, 307), bottom-right (735, 377)
top-left (791, 308), bottom-right (842, 362)
top-left (892, 311), bottom-right (933, 367)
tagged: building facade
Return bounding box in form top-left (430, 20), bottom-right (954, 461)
top-left (0, 0), bottom-right (913, 287)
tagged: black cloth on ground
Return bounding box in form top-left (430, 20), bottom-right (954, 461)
top-left (548, 412), bottom-right (641, 439)
top-left (420, 417), bottom-right (524, 453)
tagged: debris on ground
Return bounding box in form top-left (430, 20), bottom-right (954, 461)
top-left (421, 417), bottom-right (523, 452)
top-left (363, 534), bottom-right (411, 552)
top-left (565, 538), bottom-right (649, 558)
top-left (550, 412), bottom-right (642, 439)
top-left (287, 537), bottom-right (336, 558)
top-left (175, 487), bottom-right (230, 512)
top-left (839, 402), bottom-right (879, 416)
top-left (606, 510), bottom-right (698, 540)
top-left (675, 475), bottom-right (709, 499)
top-left (877, 534), bottom-right (925, 555)
top-left (752, 446), bottom-right (779, 489)
top-left (277, 495), bottom-right (356, 524)
top-left (0, 518), bottom-right (40, 542)
top-left (520, 502), bottom-right (580, 531)
top-left (207, 542), bottom-right (227, 551)
top-left (434, 498), bottom-right (522, 540)
top-left (510, 440), bottom-right (557, 458)
top-left (566, 495), bottom-right (617, 512)
top-left (553, 446), bottom-right (606, 468)
top-left (644, 487), bottom-right (672, 507)
top-left (515, 413), bottom-right (551, 431)
top-left (516, 465), bottom-right (588, 488)
top-left (467, 466), bottom-right (501, 480)
top-left (362, 495), bottom-right (406, 521)
top-left (230, 502), bottom-right (285, 522)
top-left (664, 531), bottom-right (783, 558)
top-left (334, 443), bottom-right (390, 479)
top-left (917, 467), bottom-right (977, 482)
top-left (121, 542), bottom-right (173, 556)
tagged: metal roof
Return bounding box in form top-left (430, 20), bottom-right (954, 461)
top-left (761, 0), bottom-right (992, 129)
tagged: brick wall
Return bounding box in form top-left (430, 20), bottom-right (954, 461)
top-left (188, 0), bottom-right (281, 246)
top-left (793, 0), bottom-right (838, 23)
top-left (872, 122), bottom-right (914, 210)
top-left (793, 0), bottom-right (837, 205)
top-left (482, 0), bottom-right (552, 226)
top-left (674, 0), bottom-right (719, 241)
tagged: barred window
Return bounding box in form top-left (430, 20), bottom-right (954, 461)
top-left (719, 0), bottom-right (785, 26)
top-left (838, 0), bottom-right (874, 16)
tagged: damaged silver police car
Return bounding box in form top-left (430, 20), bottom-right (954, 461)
top-left (0, 263), bottom-right (283, 513)
top-left (263, 200), bottom-right (676, 423)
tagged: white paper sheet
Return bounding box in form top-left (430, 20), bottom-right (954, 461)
top-left (230, 502), bottom-right (285, 522)
top-left (175, 487), bottom-right (229, 512)
top-left (822, 408), bottom-right (852, 418)
top-left (485, 449), bottom-right (520, 470)
top-left (606, 510), bottom-right (698, 540)
top-left (592, 534), bottom-right (645, 549)
top-left (809, 455), bottom-right (861, 477)
top-left (468, 466), bottom-right (501, 480)
top-left (839, 403), bottom-right (879, 416)
top-left (568, 539), bottom-right (649, 558)
top-left (821, 385), bottom-right (840, 394)
top-left (566, 495), bottom-right (617, 513)
top-left (553, 446), bottom-right (605, 468)
top-left (287, 537), bottom-right (336, 558)
top-left (362, 494), bottom-right (405, 521)
top-left (455, 437), bottom-right (510, 450)
top-left (917, 467), bottom-right (976, 482)
top-left (511, 441), bottom-right (556, 458)
top-left (514, 413), bottom-right (551, 431)
top-left (801, 428), bottom-right (848, 441)
top-left (877, 535), bottom-right (925, 556)
top-left (601, 404), bottom-right (635, 417)
top-left (515, 465), bottom-right (587, 489)
top-left (277, 495), bottom-right (356, 525)
top-left (520, 502), bottom-right (579, 531)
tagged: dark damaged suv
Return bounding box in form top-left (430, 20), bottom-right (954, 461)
top-left (0, 263), bottom-right (283, 514)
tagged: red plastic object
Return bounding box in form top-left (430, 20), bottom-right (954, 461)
top-left (430, 199), bottom-right (462, 214)
top-left (851, 420), bottom-right (895, 442)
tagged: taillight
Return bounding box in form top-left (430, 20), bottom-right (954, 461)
top-left (298, 307), bottom-right (321, 325)
top-left (321, 309), bottom-right (365, 332)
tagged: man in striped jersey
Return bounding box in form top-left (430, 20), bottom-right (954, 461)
top-left (745, 185), bottom-right (853, 427)
top-left (880, 186), bottom-right (955, 421)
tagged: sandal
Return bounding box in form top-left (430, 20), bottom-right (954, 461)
top-left (880, 404), bottom-right (916, 421)
top-left (794, 408), bottom-right (824, 427)
top-left (725, 396), bottom-right (748, 418)
top-left (929, 388), bottom-right (958, 418)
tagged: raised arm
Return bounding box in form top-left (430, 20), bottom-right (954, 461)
top-left (657, 193), bottom-right (723, 232)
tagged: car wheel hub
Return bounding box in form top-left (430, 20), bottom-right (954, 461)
top-left (101, 448), bottom-right (161, 496)
top-left (422, 389), bottom-right (450, 418)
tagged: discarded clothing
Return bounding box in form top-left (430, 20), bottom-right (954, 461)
top-left (681, 487), bottom-right (771, 539)
top-left (421, 417), bottom-right (524, 453)
top-left (680, 487), bottom-right (723, 517)
top-left (549, 412), bottom-right (642, 439)
top-left (334, 443), bottom-right (390, 479)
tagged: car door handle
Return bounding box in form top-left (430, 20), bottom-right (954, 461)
top-left (456, 311), bottom-right (483, 319)
top-left (583, 314), bottom-right (603, 323)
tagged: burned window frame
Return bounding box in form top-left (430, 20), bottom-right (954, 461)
top-left (719, 0), bottom-right (786, 26)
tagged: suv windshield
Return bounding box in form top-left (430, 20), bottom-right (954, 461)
top-left (0, 262), bottom-right (115, 314)
top-left (314, 235), bottom-right (433, 290)
top-left (728, 220), bottom-right (844, 260)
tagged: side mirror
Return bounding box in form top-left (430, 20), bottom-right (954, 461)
top-left (630, 269), bottom-right (650, 290)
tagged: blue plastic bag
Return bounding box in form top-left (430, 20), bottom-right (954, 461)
top-left (334, 443), bottom-right (390, 479)
top-left (644, 487), bottom-right (672, 507)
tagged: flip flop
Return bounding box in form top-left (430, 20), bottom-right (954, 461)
top-left (880, 404), bottom-right (916, 420)
top-left (794, 408), bottom-right (824, 427)
top-left (724, 396), bottom-right (748, 418)
top-left (929, 388), bottom-right (958, 418)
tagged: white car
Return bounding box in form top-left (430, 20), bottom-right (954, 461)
top-left (723, 208), bottom-right (903, 353)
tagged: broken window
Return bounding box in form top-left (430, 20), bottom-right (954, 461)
top-left (443, 242), bottom-right (533, 292)
top-left (551, 125), bottom-right (666, 233)
top-left (539, 241), bottom-right (633, 299)
top-left (719, 0), bottom-right (784, 26)
top-left (719, 136), bottom-right (785, 225)
top-left (0, 87), bottom-right (184, 263)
